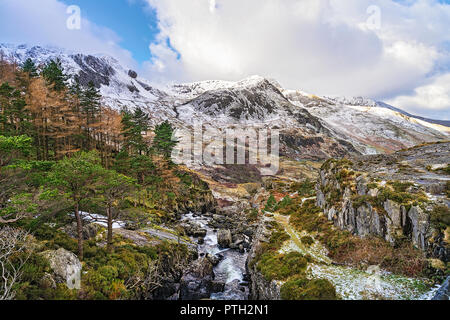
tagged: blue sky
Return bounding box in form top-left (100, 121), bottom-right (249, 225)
top-left (60, 0), bottom-right (159, 63)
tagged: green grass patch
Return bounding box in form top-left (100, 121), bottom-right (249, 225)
top-left (280, 275), bottom-right (338, 300)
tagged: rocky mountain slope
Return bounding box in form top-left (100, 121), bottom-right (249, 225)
top-left (2, 43), bottom-right (448, 162)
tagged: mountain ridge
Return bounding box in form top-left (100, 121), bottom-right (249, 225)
top-left (1, 43), bottom-right (448, 158)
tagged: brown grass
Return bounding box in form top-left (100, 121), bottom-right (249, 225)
top-left (330, 236), bottom-right (427, 277)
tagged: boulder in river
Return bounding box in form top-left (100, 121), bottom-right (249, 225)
top-left (193, 229), bottom-right (207, 238)
top-left (179, 258), bottom-right (219, 300)
top-left (206, 253), bottom-right (223, 266)
top-left (217, 229), bottom-right (232, 248)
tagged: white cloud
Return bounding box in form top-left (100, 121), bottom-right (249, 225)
top-left (144, 0), bottom-right (450, 118)
top-left (1, 0), bottom-right (448, 119)
top-left (387, 73), bottom-right (450, 120)
top-left (0, 0), bottom-right (136, 68)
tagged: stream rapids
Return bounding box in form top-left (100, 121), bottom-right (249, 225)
top-left (182, 213), bottom-right (250, 300)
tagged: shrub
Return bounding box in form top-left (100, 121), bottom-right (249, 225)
top-left (430, 205), bottom-right (450, 231)
top-left (388, 181), bottom-right (414, 193)
top-left (291, 180), bottom-right (316, 197)
top-left (281, 275), bottom-right (337, 300)
top-left (274, 196), bottom-right (292, 211)
top-left (13, 252), bottom-right (77, 300)
top-left (301, 236), bottom-right (314, 246)
top-left (264, 194), bottom-right (277, 212)
top-left (247, 208), bottom-right (259, 221)
top-left (257, 252), bottom-right (308, 281)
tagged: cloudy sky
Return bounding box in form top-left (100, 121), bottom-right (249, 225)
top-left (0, 0), bottom-right (449, 120)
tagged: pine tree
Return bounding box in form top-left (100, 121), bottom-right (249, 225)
top-left (48, 151), bottom-right (104, 260)
top-left (153, 121), bottom-right (177, 159)
top-left (42, 59), bottom-right (67, 92)
top-left (96, 168), bottom-right (135, 252)
top-left (80, 81), bottom-right (102, 150)
top-left (120, 107), bottom-right (150, 155)
top-left (132, 107), bottom-right (150, 155)
top-left (80, 81), bottom-right (101, 120)
top-left (0, 82), bottom-right (31, 136)
top-left (0, 82), bottom-right (15, 134)
top-left (21, 58), bottom-right (38, 78)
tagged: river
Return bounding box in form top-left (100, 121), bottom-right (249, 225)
top-left (182, 213), bottom-right (250, 300)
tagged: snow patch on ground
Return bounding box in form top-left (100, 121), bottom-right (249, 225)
top-left (308, 264), bottom-right (440, 300)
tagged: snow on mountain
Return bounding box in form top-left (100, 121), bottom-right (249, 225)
top-left (1, 43), bottom-right (448, 158)
top-left (284, 89), bottom-right (449, 154)
top-left (0, 43), bottom-right (163, 108)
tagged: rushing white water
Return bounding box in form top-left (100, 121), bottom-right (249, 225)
top-left (182, 213), bottom-right (249, 300)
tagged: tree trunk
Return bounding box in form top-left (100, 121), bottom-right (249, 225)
top-left (107, 205), bottom-right (113, 253)
top-left (74, 201), bottom-right (84, 260)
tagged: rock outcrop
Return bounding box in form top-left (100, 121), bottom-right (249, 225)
top-left (246, 218), bottom-right (281, 300)
top-left (128, 70), bottom-right (138, 79)
top-left (316, 150), bottom-right (449, 263)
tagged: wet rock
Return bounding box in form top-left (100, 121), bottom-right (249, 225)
top-left (193, 229), bottom-right (207, 238)
top-left (210, 281), bottom-right (226, 293)
top-left (218, 279), bottom-right (250, 300)
top-left (167, 292), bottom-right (180, 301)
top-left (198, 237), bottom-right (205, 245)
top-left (432, 276), bottom-right (450, 300)
top-left (152, 279), bottom-right (180, 301)
top-left (206, 253), bottom-right (223, 266)
top-left (218, 229), bottom-right (232, 248)
top-left (179, 258), bottom-right (216, 300)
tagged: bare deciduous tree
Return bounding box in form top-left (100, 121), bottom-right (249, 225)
top-left (124, 259), bottom-right (162, 299)
top-left (0, 227), bottom-right (32, 300)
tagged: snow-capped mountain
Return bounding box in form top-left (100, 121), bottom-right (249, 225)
top-left (1, 43), bottom-right (448, 159)
top-left (284, 90), bottom-right (450, 154)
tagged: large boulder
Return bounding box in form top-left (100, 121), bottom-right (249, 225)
top-left (217, 229), bottom-right (232, 248)
top-left (179, 258), bottom-right (219, 300)
top-left (41, 248), bottom-right (82, 288)
top-left (61, 222), bottom-right (103, 240)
